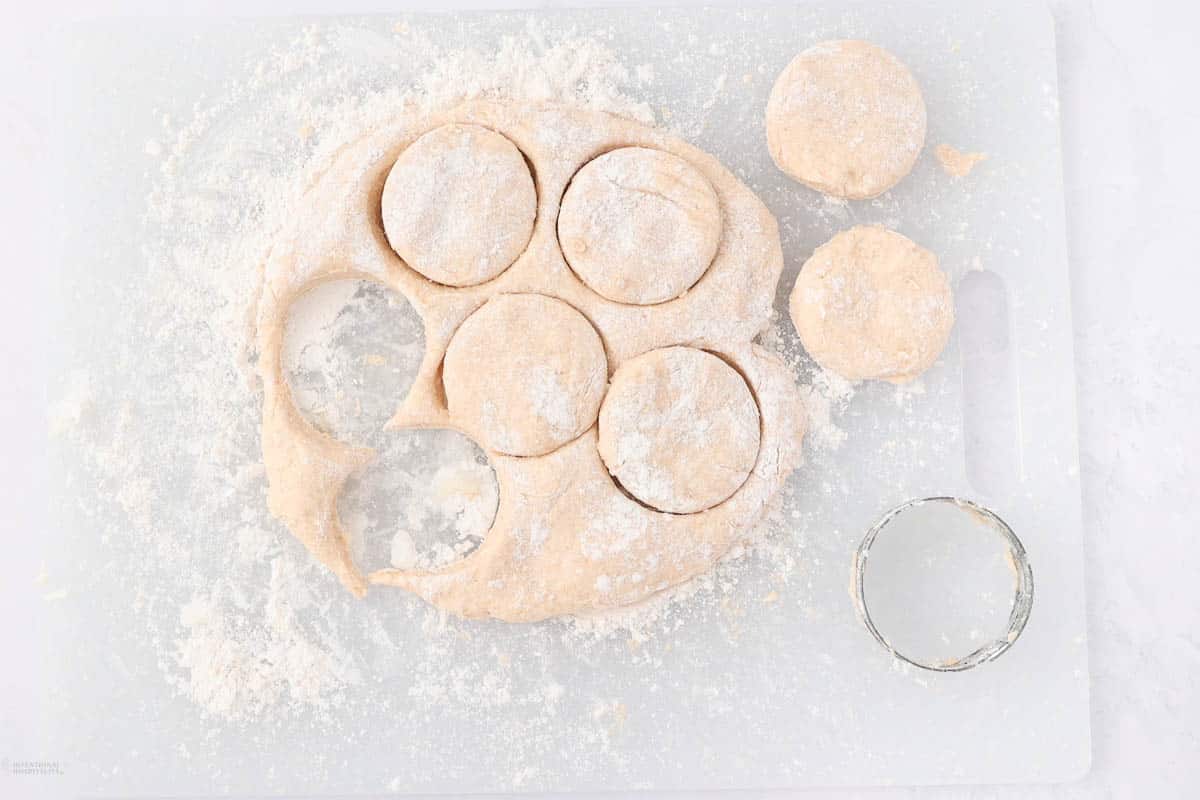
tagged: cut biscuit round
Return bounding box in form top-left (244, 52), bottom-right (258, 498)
top-left (558, 147), bottom-right (722, 305)
top-left (790, 225), bottom-right (954, 383)
top-left (382, 123), bottom-right (536, 287)
top-left (598, 346), bottom-right (760, 514)
top-left (442, 293), bottom-right (609, 457)
top-left (766, 40), bottom-right (926, 199)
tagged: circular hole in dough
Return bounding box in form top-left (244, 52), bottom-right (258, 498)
top-left (282, 279), bottom-right (425, 447)
top-left (557, 146), bottom-right (722, 305)
top-left (339, 429), bottom-right (498, 574)
top-left (789, 225), bottom-right (954, 383)
top-left (597, 346), bottom-right (760, 515)
top-left (442, 293), bottom-right (608, 457)
top-left (765, 40), bottom-right (927, 199)
top-left (381, 123), bottom-right (536, 287)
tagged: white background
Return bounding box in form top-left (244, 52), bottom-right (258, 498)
top-left (1, 1), bottom-right (1197, 798)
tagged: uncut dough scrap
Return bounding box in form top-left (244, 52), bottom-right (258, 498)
top-left (598, 346), bottom-right (760, 515)
top-left (789, 225), bottom-right (954, 383)
top-left (256, 100), bottom-right (806, 622)
top-left (765, 39), bottom-right (926, 199)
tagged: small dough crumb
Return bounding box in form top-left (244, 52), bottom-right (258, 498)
top-left (936, 144), bottom-right (988, 177)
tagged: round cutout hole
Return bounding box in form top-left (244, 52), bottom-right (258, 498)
top-left (853, 497), bottom-right (1033, 671)
top-left (338, 429), bottom-right (499, 573)
top-left (282, 280), bottom-right (424, 447)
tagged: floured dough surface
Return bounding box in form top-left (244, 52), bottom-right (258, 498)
top-left (790, 225), bottom-right (954, 383)
top-left (256, 100), bottom-right (805, 621)
top-left (557, 147), bottom-right (722, 304)
top-left (381, 123), bottom-right (536, 286)
top-left (442, 293), bottom-right (608, 457)
top-left (765, 40), bottom-right (926, 199)
top-left (598, 346), bottom-right (760, 514)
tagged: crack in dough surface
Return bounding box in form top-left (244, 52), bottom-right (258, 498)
top-left (557, 146), bottom-right (722, 305)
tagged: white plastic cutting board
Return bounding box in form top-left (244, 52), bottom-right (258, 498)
top-left (23, 2), bottom-right (1088, 797)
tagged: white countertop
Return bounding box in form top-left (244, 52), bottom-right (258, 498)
top-left (1, 0), bottom-right (1197, 797)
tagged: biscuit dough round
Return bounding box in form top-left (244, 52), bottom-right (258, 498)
top-left (765, 40), bottom-right (927, 199)
top-left (381, 123), bottom-right (536, 286)
top-left (442, 293), bottom-right (608, 457)
top-left (790, 225), bottom-right (953, 383)
top-left (558, 147), bottom-right (722, 305)
top-left (598, 347), bottom-right (760, 514)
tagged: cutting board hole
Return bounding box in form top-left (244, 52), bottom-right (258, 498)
top-left (957, 269), bottom-right (1020, 495)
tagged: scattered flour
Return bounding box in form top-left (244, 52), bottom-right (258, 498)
top-left (172, 558), bottom-right (362, 722)
top-left (758, 312), bottom-right (857, 453)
